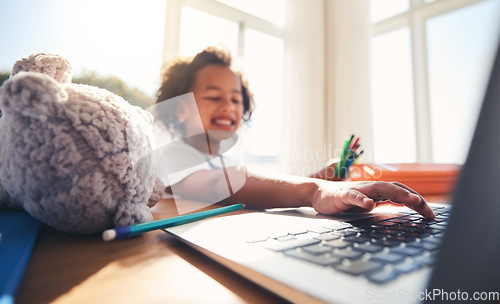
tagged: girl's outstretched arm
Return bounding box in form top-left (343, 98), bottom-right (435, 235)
top-left (170, 168), bottom-right (435, 218)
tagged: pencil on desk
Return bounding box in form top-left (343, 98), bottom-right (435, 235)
top-left (102, 203), bottom-right (245, 241)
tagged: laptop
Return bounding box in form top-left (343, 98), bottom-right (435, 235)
top-left (163, 41), bottom-right (500, 304)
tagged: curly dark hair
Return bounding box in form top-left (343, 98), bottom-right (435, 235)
top-left (155, 47), bottom-right (254, 138)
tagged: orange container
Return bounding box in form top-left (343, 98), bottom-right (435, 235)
top-left (349, 163), bottom-right (461, 195)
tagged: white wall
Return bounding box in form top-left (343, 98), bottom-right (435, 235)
top-left (325, 0), bottom-right (373, 162)
top-left (281, 0), bottom-right (327, 176)
top-left (282, 0), bottom-right (373, 175)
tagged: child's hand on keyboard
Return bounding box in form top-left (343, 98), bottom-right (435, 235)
top-left (310, 181), bottom-right (435, 218)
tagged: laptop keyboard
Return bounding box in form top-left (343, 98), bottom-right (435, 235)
top-left (247, 206), bottom-right (450, 284)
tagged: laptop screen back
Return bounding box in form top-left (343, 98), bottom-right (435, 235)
top-left (425, 41), bottom-right (500, 302)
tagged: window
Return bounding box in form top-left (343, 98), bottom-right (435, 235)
top-left (216, 0), bottom-right (286, 26)
top-left (371, 0), bottom-right (409, 23)
top-left (164, 0), bottom-right (286, 169)
top-left (241, 29), bottom-right (284, 158)
top-left (371, 0), bottom-right (500, 164)
top-left (179, 6), bottom-right (239, 58)
top-left (0, 0), bottom-right (166, 102)
top-left (371, 28), bottom-right (417, 163)
top-left (426, 0), bottom-right (500, 163)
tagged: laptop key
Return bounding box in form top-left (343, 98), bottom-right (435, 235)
top-left (403, 222), bottom-right (426, 229)
top-left (289, 230), bottom-right (308, 236)
top-left (342, 236), bottom-right (372, 243)
top-left (324, 239), bottom-right (352, 249)
top-left (366, 268), bottom-right (399, 284)
top-left (434, 215), bottom-right (449, 221)
top-left (388, 225), bottom-right (413, 232)
top-left (333, 229), bottom-right (358, 237)
top-left (331, 248), bottom-right (364, 260)
top-left (393, 261), bottom-right (422, 273)
top-left (334, 260), bottom-right (384, 276)
top-left (413, 218), bottom-right (437, 225)
top-left (374, 221), bottom-right (398, 227)
top-left (423, 227), bottom-right (445, 234)
top-left (374, 229), bottom-right (402, 235)
top-left (284, 249), bottom-right (341, 266)
top-left (349, 214), bottom-right (402, 226)
top-left (308, 227), bottom-right (333, 234)
top-left (360, 232), bottom-right (387, 239)
top-left (390, 246), bottom-right (423, 257)
top-left (388, 235), bottom-right (416, 242)
top-left (265, 238), bottom-right (320, 252)
top-left (353, 243), bottom-right (385, 253)
top-left (422, 236), bottom-right (443, 245)
top-left (370, 251), bottom-right (406, 264)
top-left (302, 244), bottom-right (333, 255)
top-left (276, 235), bottom-right (297, 242)
top-left (387, 218), bottom-right (412, 224)
top-left (432, 232), bottom-right (445, 239)
top-left (412, 254), bottom-right (436, 266)
top-left (407, 240), bottom-right (440, 251)
top-left (268, 233), bottom-right (290, 239)
top-left (403, 231), bottom-right (430, 239)
top-left (314, 232), bottom-right (341, 241)
top-left (372, 239), bottom-right (401, 248)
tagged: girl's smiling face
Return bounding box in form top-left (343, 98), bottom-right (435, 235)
top-left (180, 64), bottom-right (244, 138)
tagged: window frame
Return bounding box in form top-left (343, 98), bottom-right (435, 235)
top-left (163, 0), bottom-right (285, 64)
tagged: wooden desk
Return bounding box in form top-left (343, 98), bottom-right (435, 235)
top-left (16, 199), bottom-right (286, 304)
top-left (16, 195), bottom-right (451, 304)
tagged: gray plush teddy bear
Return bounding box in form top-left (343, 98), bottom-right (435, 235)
top-left (0, 53), bottom-right (164, 234)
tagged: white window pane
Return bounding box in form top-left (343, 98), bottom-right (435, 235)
top-left (371, 28), bottom-right (417, 163)
top-left (179, 6), bottom-right (239, 58)
top-left (427, 0), bottom-right (500, 164)
top-left (371, 0), bottom-right (409, 23)
top-left (241, 29), bottom-right (284, 160)
top-left (216, 0), bottom-right (286, 26)
top-left (0, 0), bottom-right (165, 97)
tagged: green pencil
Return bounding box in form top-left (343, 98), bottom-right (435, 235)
top-left (102, 203), bottom-right (245, 241)
top-left (335, 137), bottom-right (351, 177)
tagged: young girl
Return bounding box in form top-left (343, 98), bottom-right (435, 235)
top-left (155, 47), bottom-right (434, 218)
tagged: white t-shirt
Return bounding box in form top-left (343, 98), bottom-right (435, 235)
top-left (154, 140), bottom-right (242, 197)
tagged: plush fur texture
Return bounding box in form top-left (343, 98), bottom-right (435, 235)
top-left (0, 53), bottom-right (164, 234)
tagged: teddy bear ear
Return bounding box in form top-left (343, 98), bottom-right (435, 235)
top-left (0, 72), bottom-right (67, 120)
top-left (11, 53), bottom-right (73, 84)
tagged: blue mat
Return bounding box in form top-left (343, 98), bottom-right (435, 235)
top-left (0, 211), bottom-right (41, 304)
